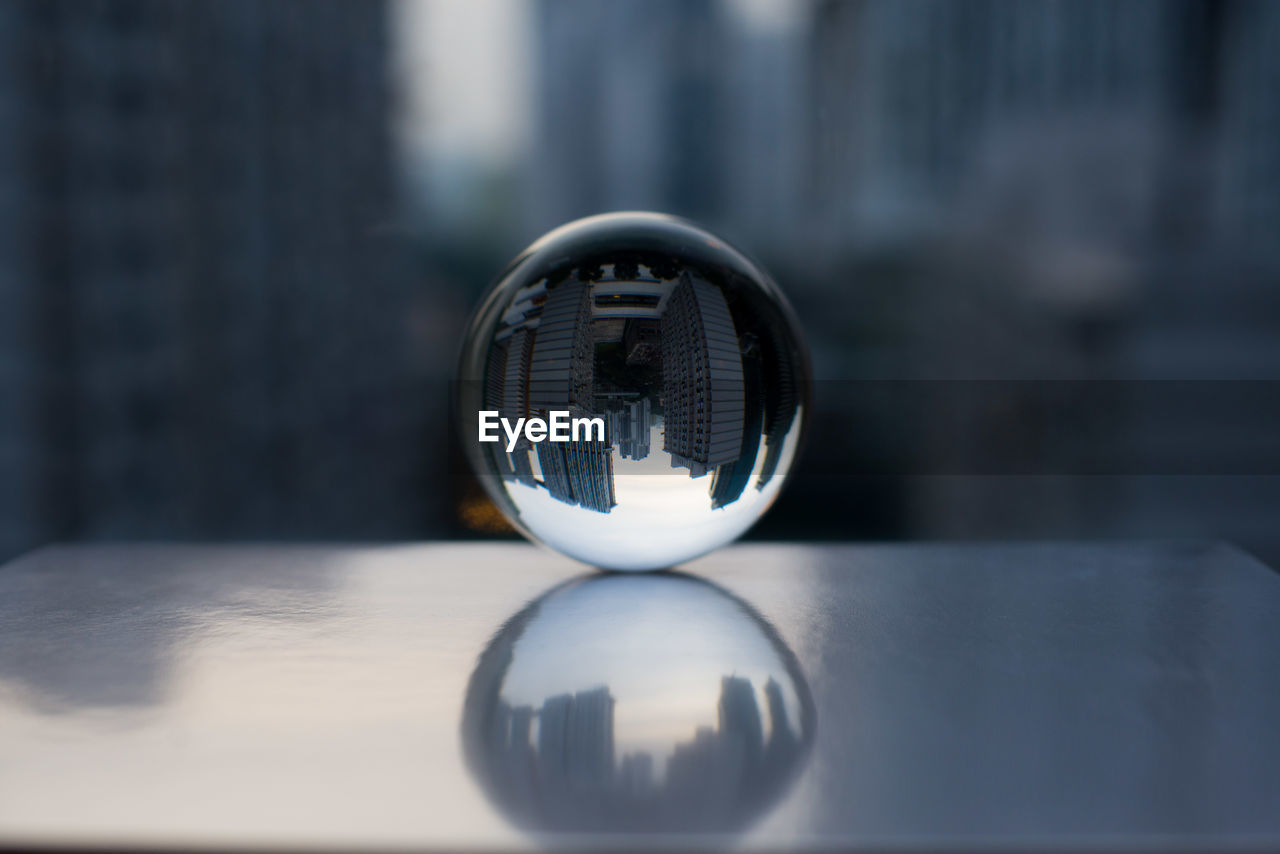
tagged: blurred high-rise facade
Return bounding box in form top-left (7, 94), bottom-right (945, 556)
top-left (805, 0), bottom-right (1280, 255)
top-left (800, 0), bottom-right (1280, 556)
top-left (526, 0), bottom-right (726, 235)
top-left (529, 0), bottom-right (1280, 260)
top-left (0, 0), bottom-right (430, 559)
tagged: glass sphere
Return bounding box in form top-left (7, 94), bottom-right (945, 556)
top-left (461, 572), bottom-right (815, 835)
top-left (457, 212), bottom-right (809, 571)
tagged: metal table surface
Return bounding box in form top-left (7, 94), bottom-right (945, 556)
top-left (1, 542), bottom-right (1278, 852)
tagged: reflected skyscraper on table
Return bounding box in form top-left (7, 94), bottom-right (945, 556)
top-left (534, 687), bottom-right (616, 794)
top-left (463, 572), bottom-right (815, 834)
top-left (486, 674), bottom-right (803, 822)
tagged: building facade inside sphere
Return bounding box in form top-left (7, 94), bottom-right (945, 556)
top-left (479, 257), bottom-right (796, 516)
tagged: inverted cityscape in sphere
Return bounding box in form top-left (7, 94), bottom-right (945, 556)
top-left (457, 213), bottom-right (809, 570)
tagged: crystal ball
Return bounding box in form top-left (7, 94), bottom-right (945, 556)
top-left (456, 212), bottom-right (809, 571)
top-left (461, 572), bottom-right (815, 834)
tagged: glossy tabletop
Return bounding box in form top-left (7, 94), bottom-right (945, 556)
top-left (1, 542), bottom-right (1278, 852)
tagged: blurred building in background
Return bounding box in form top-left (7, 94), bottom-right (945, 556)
top-left (1, 0), bottom-right (1279, 562)
top-left (527, 0), bottom-right (727, 233)
top-left (0, 0), bottom-right (440, 560)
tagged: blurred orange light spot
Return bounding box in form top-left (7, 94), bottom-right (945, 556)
top-left (458, 495), bottom-right (516, 534)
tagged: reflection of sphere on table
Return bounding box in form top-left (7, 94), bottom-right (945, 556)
top-left (461, 573), bottom-right (816, 835)
top-left (457, 212), bottom-right (810, 570)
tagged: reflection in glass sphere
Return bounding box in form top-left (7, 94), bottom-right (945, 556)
top-left (457, 212), bottom-right (810, 571)
top-left (461, 573), bottom-right (815, 836)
